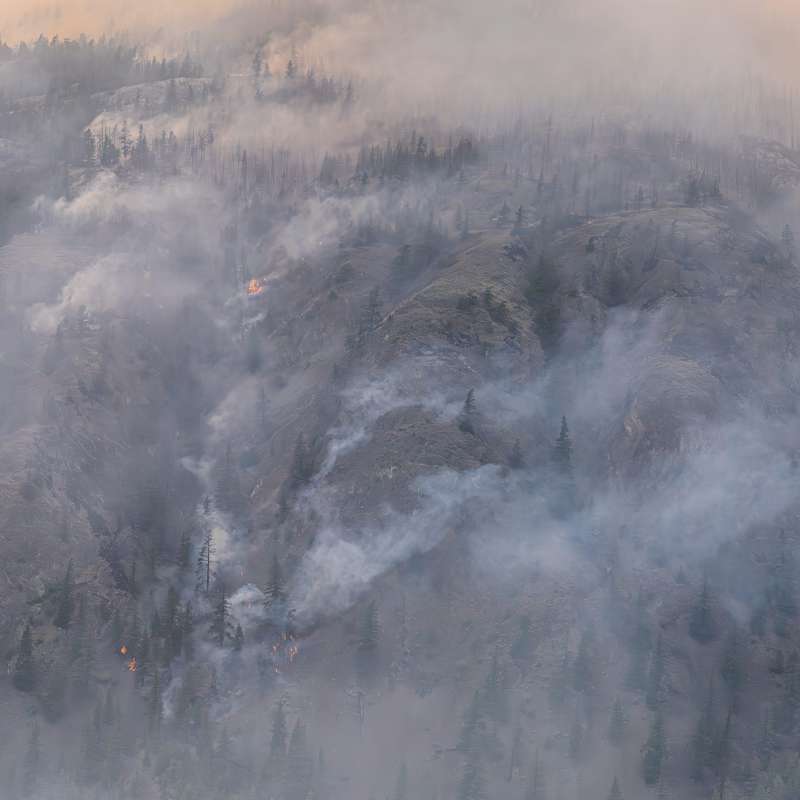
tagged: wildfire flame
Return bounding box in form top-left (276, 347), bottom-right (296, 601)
top-left (119, 645), bottom-right (128, 656)
top-left (127, 657), bottom-right (137, 672)
top-left (246, 278), bottom-right (265, 296)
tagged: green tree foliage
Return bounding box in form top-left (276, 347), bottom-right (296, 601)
top-left (13, 621), bottom-right (36, 692)
top-left (642, 710), bottom-right (665, 785)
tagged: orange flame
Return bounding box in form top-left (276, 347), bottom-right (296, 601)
top-left (247, 278), bottom-right (265, 296)
top-left (127, 657), bottom-right (137, 672)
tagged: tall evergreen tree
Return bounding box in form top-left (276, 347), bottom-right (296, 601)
top-left (646, 633), bottom-right (666, 709)
top-left (607, 776), bottom-right (623, 800)
top-left (285, 719), bottom-right (314, 800)
top-left (608, 697), bottom-right (626, 744)
top-left (553, 417), bottom-right (573, 477)
top-left (21, 722), bottom-right (40, 798)
top-left (211, 582), bottom-right (232, 647)
top-left (689, 578), bottom-right (716, 643)
top-left (356, 600), bottom-right (380, 683)
top-left (457, 753), bottom-right (486, 800)
top-left (642, 710), bottom-right (665, 785)
top-left (13, 621), bottom-right (36, 692)
top-left (196, 532), bottom-right (214, 595)
top-left (525, 750), bottom-right (545, 800)
top-left (264, 552), bottom-right (287, 607)
top-left (54, 559), bottom-right (74, 629)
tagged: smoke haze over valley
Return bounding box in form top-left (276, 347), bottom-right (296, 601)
top-left (3, 2), bottom-right (800, 800)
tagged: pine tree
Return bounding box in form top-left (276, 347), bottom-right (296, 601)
top-left (508, 438), bottom-right (525, 470)
top-left (572, 632), bottom-right (593, 693)
top-left (54, 559), bottom-right (74, 629)
top-left (289, 434), bottom-right (312, 489)
top-left (148, 668), bottom-right (163, 730)
top-left (646, 633), bottom-right (665, 709)
top-left (689, 578), bottom-right (716, 643)
top-left (182, 603), bottom-right (195, 661)
top-left (607, 776), bottom-right (623, 800)
top-left (264, 552), bottom-right (287, 607)
top-left (178, 528), bottom-right (192, 570)
top-left (270, 697), bottom-right (289, 769)
top-left (510, 615), bottom-right (534, 669)
top-left (356, 600), bottom-right (380, 684)
top-left (285, 719), bottom-right (314, 800)
top-left (608, 697), bottom-right (626, 744)
top-left (691, 678), bottom-right (716, 781)
top-left (720, 627), bottom-right (744, 700)
top-left (457, 754), bottom-right (486, 800)
top-left (525, 750), bottom-right (545, 800)
top-left (481, 649), bottom-right (509, 723)
top-left (234, 623), bottom-right (244, 651)
top-left (21, 722), bottom-right (40, 798)
top-left (196, 532), bottom-right (214, 595)
top-left (13, 621), bottom-right (36, 692)
top-left (553, 417), bottom-right (573, 477)
top-left (642, 710), bottom-right (665, 785)
top-left (458, 389), bottom-right (477, 434)
top-left (211, 582), bottom-right (232, 647)
top-left (393, 763), bottom-right (408, 800)
top-left (458, 690), bottom-right (484, 755)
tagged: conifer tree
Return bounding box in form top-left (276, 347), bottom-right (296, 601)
top-left (646, 633), bottom-right (665, 709)
top-left (525, 750), bottom-right (545, 800)
top-left (264, 552), bottom-right (287, 607)
top-left (457, 690), bottom-right (484, 757)
top-left (356, 600), bottom-right (380, 682)
top-left (553, 417), bottom-right (573, 477)
top-left (607, 776), bottom-right (623, 800)
top-left (458, 389), bottom-right (477, 434)
top-left (211, 582), bottom-right (232, 647)
top-left (21, 722), bottom-right (40, 798)
top-left (608, 697), bottom-right (626, 744)
top-left (457, 753), bottom-right (486, 800)
top-left (13, 621), bottom-right (36, 692)
top-left (285, 719), bottom-right (314, 800)
top-left (642, 710), bottom-right (665, 785)
top-left (691, 678), bottom-right (716, 780)
top-left (572, 632), bottom-right (593, 693)
top-left (54, 559), bottom-right (74, 629)
top-left (689, 578), bottom-right (716, 643)
top-left (196, 532), bottom-right (214, 595)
